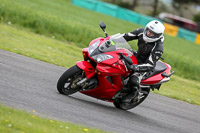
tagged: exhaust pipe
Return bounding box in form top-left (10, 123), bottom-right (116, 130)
top-left (154, 77), bottom-right (170, 85)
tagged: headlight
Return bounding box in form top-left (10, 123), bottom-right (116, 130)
top-left (92, 54), bottom-right (113, 63)
top-left (88, 40), bottom-right (100, 55)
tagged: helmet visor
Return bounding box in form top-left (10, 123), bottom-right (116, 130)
top-left (144, 28), bottom-right (162, 39)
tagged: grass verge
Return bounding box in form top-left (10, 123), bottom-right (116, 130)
top-left (0, 23), bottom-right (82, 67)
top-left (0, 104), bottom-right (109, 133)
top-left (154, 75), bottom-right (200, 106)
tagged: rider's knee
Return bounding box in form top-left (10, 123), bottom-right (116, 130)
top-left (128, 75), bottom-right (139, 86)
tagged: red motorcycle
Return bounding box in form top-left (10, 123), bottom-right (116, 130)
top-left (57, 21), bottom-right (174, 110)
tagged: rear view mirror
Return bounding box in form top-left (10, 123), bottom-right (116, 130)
top-left (99, 21), bottom-right (106, 31)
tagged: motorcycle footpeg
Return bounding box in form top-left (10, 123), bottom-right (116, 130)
top-left (140, 90), bottom-right (149, 95)
top-left (112, 91), bottom-right (124, 99)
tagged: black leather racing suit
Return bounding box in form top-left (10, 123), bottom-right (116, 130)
top-left (123, 28), bottom-right (164, 91)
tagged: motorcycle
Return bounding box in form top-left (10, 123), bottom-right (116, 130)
top-left (57, 21), bottom-right (174, 110)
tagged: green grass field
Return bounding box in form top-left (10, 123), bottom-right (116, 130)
top-left (0, 23), bottom-right (82, 67)
top-left (0, 104), bottom-right (108, 133)
top-left (0, 21), bottom-right (199, 132)
top-left (0, 0), bottom-right (200, 132)
top-left (0, 22), bottom-right (199, 132)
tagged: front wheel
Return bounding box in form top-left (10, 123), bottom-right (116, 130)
top-left (113, 88), bottom-right (150, 110)
top-left (57, 65), bottom-right (83, 95)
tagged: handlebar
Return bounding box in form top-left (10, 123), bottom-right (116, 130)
top-left (119, 53), bottom-right (133, 65)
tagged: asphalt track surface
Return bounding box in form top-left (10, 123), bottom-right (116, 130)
top-left (0, 49), bottom-right (200, 133)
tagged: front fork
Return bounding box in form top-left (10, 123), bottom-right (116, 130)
top-left (76, 61), bottom-right (96, 79)
top-left (76, 61), bottom-right (96, 89)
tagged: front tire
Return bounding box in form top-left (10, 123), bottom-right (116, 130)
top-left (57, 65), bottom-right (83, 95)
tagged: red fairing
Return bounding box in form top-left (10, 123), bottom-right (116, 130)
top-left (80, 48), bottom-right (139, 100)
top-left (100, 49), bottom-right (138, 66)
top-left (89, 37), bottom-right (110, 47)
top-left (141, 62), bottom-right (171, 85)
top-left (80, 74), bottom-right (124, 100)
top-left (82, 48), bottom-right (89, 60)
top-left (76, 61), bottom-right (95, 79)
top-left (89, 37), bottom-right (101, 46)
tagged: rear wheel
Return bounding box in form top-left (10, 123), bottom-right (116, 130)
top-left (57, 65), bottom-right (83, 95)
top-left (113, 88), bottom-right (150, 110)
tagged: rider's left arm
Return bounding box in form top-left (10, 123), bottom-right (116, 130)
top-left (123, 28), bottom-right (144, 41)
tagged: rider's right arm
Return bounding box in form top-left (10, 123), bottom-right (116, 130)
top-left (123, 28), bottom-right (143, 41)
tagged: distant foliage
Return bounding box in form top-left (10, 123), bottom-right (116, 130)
top-left (173, 0), bottom-right (200, 4)
top-left (193, 13), bottom-right (200, 22)
top-left (102, 0), bottom-right (137, 10)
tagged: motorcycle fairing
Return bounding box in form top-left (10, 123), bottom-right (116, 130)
top-left (141, 62), bottom-right (171, 85)
top-left (79, 34), bottom-right (172, 100)
top-left (76, 61), bottom-right (96, 79)
top-left (80, 74), bottom-right (123, 100)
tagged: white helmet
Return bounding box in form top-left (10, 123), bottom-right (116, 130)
top-left (143, 20), bottom-right (165, 42)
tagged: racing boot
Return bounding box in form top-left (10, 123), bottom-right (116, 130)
top-left (122, 86), bottom-right (138, 103)
top-left (120, 86), bottom-right (131, 93)
top-left (113, 86), bottom-right (130, 99)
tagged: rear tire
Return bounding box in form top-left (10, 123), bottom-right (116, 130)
top-left (57, 65), bottom-right (83, 95)
top-left (113, 88), bottom-right (150, 110)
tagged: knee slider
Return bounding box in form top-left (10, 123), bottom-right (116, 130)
top-left (128, 76), bottom-right (139, 86)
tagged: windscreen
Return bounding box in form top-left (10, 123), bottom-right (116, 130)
top-left (99, 33), bottom-right (132, 53)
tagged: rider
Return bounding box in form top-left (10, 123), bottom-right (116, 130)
top-left (122, 20), bottom-right (165, 102)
